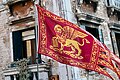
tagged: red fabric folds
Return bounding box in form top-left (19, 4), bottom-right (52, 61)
top-left (36, 5), bottom-right (120, 80)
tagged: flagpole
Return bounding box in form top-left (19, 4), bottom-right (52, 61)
top-left (34, 0), bottom-right (40, 80)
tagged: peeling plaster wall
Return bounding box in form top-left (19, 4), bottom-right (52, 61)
top-left (0, 8), bottom-right (12, 80)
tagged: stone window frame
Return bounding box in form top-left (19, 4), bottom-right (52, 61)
top-left (10, 27), bottom-right (41, 64)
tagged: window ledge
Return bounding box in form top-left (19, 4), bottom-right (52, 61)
top-left (3, 63), bottom-right (50, 76)
top-left (91, 0), bottom-right (99, 2)
top-left (76, 12), bottom-right (104, 25)
top-left (8, 15), bottom-right (35, 25)
top-left (109, 22), bottom-right (120, 30)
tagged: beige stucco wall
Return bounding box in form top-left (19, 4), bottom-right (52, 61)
top-left (0, 7), bottom-right (12, 80)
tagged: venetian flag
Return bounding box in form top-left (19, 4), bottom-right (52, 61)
top-left (36, 5), bottom-right (120, 80)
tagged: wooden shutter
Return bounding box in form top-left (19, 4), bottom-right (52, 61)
top-left (12, 31), bottom-right (23, 61)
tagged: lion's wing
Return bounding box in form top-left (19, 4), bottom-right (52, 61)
top-left (63, 26), bottom-right (88, 40)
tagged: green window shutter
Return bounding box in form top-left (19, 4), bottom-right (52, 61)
top-left (12, 31), bottom-right (23, 61)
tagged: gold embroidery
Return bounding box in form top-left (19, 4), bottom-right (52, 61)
top-left (38, 7), bottom-right (117, 79)
top-left (39, 7), bottom-right (97, 68)
top-left (50, 24), bottom-right (90, 59)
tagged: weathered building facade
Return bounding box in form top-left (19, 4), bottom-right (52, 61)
top-left (0, 0), bottom-right (119, 80)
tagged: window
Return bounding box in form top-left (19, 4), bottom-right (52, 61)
top-left (72, 24), bottom-right (104, 80)
top-left (115, 33), bottom-right (120, 56)
top-left (86, 26), bottom-right (100, 40)
top-left (105, 0), bottom-right (120, 10)
top-left (80, 24), bottom-right (104, 72)
top-left (80, 25), bottom-right (104, 42)
top-left (12, 28), bottom-right (41, 64)
top-left (110, 30), bottom-right (120, 58)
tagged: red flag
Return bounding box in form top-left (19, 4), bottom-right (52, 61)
top-left (111, 52), bottom-right (120, 65)
top-left (36, 5), bottom-right (120, 80)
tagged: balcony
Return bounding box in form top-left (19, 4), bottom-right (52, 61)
top-left (3, 63), bottom-right (50, 80)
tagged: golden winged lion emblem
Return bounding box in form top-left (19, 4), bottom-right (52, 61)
top-left (50, 24), bottom-right (90, 59)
